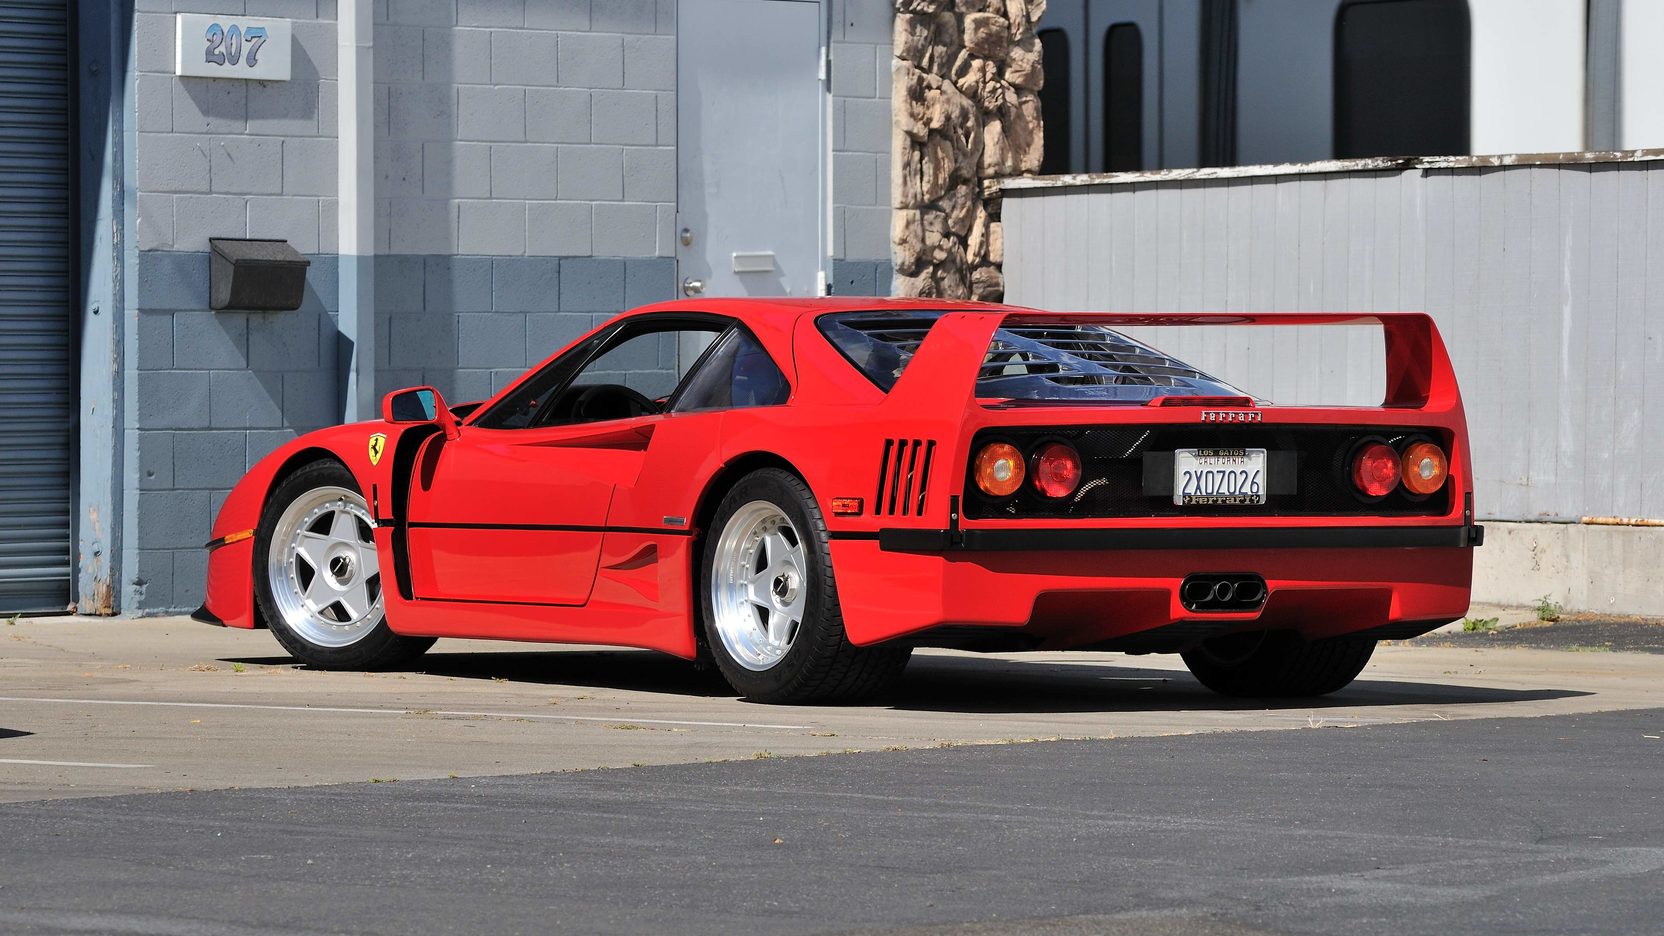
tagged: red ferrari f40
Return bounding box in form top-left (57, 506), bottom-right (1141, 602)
top-left (197, 299), bottom-right (1480, 703)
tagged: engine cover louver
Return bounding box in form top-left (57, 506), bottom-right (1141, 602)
top-left (874, 439), bottom-right (936, 516)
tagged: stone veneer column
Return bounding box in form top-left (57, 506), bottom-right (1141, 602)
top-left (891, 0), bottom-right (1044, 300)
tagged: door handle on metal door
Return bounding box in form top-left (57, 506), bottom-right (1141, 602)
top-left (682, 277), bottom-right (705, 297)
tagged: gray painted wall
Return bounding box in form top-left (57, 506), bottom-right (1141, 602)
top-left (830, 0), bottom-right (894, 291)
top-left (127, 0), bottom-right (683, 613)
top-left (121, 0), bottom-right (897, 613)
top-left (1003, 157), bottom-right (1664, 525)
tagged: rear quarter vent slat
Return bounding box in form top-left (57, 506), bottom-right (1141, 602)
top-left (872, 437), bottom-right (938, 516)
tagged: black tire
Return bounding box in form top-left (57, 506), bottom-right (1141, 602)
top-left (1180, 631), bottom-right (1375, 698)
top-left (253, 459), bottom-right (434, 670)
top-left (699, 468), bottom-right (910, 704)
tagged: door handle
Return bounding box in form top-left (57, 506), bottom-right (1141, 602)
top-left (682, 277), bottom-right (705, 297)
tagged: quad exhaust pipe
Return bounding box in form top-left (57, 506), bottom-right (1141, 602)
top-left (1180, 574), bottom-right (1268, 613)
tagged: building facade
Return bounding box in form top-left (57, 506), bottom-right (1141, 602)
top-left (5, 0), bottom-right (899, 615)
top-left (5, 0), bottom-right (1663, 616)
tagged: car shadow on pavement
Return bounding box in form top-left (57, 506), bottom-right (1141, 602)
top-left (891, 654), bottom-right (1591, 715)
top-left (222, 648), bottom-right (1590, 714)
top-left (0, 728), bottom-right (34, 740)
top-left (221, 649), bottom-right (736, 698)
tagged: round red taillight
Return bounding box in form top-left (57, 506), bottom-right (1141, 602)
top-left (974, 442), bottom-right (1026, 497)
top-left (1031, 442), bottom-right (1082, 499)
top-left (1351, 442), bottom-right (1401, 497)
top-left (1401, 441), bottom-right (1449, 495)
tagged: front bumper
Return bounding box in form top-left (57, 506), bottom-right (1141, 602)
top-left (830, 532), bottom-right (1476, 650)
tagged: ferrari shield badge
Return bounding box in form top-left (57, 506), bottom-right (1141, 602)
top-left (367, 433), bottom-right (387, 466)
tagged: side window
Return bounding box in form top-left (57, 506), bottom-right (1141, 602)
top-left (559, 326), bottom-right (721, 422)
top-left (474, 320), bottom-right (725, 429)
top-left (474, 329), bottom-right (611, 429)
top-left (673, 327), bottom-right (790, 412)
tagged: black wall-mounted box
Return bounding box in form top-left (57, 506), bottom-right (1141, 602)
top-left (209, 238), bottom-right (311, 311)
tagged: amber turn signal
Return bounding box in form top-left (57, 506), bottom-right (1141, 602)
top-left (1400, 442), bottom-right (1449, 495)
top-left (830, 497), bottom-right (864, 516)
top-left (1351, 442), bottom-right (1401, 497)
top-left (974, 442), bottom-right (1026, 497)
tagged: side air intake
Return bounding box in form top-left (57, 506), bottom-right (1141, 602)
top-left (873, 438), bottom-right (936, 516)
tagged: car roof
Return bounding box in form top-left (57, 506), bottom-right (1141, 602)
top-left (621, 296), bottom-right (1024, 344)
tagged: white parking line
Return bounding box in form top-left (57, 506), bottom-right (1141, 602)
top-left (0, 758), bottom-right (152, 769)
top-left (0, 696), bottom-right (811, 730)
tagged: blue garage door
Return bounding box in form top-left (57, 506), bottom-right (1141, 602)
top-left (0, 0), bottom-right (72, 612)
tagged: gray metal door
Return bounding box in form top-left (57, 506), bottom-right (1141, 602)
top-left (0, 0), bottom-right (73, 612)
top-left (676, 0), bottom-right (823, 300)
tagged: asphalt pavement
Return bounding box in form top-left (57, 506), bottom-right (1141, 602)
top-left (0, 706), bottom-right (1660, 935)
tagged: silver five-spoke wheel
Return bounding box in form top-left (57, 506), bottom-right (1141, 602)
top-left (709, 500), bottom-right (808, 671)
top-left (699, 469), bottom-right (910, 703)
top-left (266, 485), bottom-right (383, 648)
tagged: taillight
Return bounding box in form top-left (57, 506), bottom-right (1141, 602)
top-left (1351, 442), bottom-right (1401, 497)
top-left (1031, 442), bottom-right (1081, 499)
top-left (1401, 441), bottom-right (1449, 495)
top-left (973, 442), bottom-right (1026, 497)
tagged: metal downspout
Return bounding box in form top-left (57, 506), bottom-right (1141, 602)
top-left (338, 0), bottom-right (374, 422)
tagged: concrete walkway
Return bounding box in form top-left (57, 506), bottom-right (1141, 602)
top-left (4, 616), bottom-right (1663, 803)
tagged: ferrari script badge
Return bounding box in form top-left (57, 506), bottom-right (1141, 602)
top-left (1199, 410), bottom-right (1262, 423)
top-left (368, 433), bottom-right (387, 466)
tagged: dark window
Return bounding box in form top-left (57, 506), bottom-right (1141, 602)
top-left (1102, 23), bottom-right (1143, 171)
top-left (1199, 0), bottom-right (1239, 167)
top-left (475, 328), bottom-right (612, 429)
top-left (475, 319), bottom-right (726, 429)
top-left (1334, 0), bottom-right (1471, 158)
top-left (673, 327), bottom-right (791, 411)
top-left (1037, 28), bottom-right (1072, 175)
top-left (818, 311), bottom-right (940, 393)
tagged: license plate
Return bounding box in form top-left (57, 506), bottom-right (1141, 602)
top-left (1174, 448), bottom-right (1267, 506)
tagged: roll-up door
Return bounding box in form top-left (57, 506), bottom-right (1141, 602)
top-left (0, 0), bottom-right (73, 612)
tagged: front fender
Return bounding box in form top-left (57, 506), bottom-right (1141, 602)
top-left (198, 420), bottom-right (421, 628)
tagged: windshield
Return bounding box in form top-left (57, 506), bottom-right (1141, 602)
top-left (818, 310), bottom-right (1248, 402)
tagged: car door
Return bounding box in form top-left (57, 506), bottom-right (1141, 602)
top-left (402, 317), bottom-right (728, 606)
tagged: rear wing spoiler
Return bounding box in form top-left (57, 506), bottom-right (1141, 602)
top-left (888, 310), bottom-right (1461, 411)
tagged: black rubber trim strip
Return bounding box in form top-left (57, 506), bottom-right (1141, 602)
top-left (190, 604), bottom-right (225, 626)
top-left (875, 524), bottom-right (1486, 552)
top-left (402, 520), bottom-right (694, 537)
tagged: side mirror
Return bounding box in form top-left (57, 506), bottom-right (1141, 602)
top-left (381, 386), bottom-right (460, 440)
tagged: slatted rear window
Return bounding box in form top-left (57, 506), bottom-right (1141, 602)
top-left (818, 311), bottom-right (1245, 402)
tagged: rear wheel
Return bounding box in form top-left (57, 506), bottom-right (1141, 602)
top-left (700, 468), bottom-right (910, 704)
top-left (254, 460), bottom-right (434, 670)
top-left (1180, 631), bottom-right (1375, 698)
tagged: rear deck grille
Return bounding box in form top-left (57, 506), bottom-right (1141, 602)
top-left (874, 438), bottom-right (936, 516)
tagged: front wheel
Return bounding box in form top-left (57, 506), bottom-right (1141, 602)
top-left (1180, 631), bottom-right (1375, 698)
top-left (253, 460), bottom-right (434, 670)
top-left (699, 469), bottom-right (910, 704)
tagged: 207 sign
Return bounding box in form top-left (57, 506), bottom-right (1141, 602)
top-left (175, 13), bottom-right (291, 82)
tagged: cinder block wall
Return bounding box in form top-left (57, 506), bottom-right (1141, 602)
top-left (131, 0), bottom-right (346, 612)
top-left (830, 0), bottom-right (895, 295)
top-left (126, 0), bottom-right (897, 614)
top-left (127, 0), bottom-right (680, 614)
